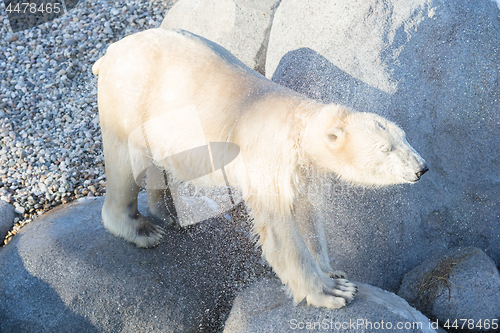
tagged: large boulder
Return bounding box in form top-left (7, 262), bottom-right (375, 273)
top-left (161, 0), bottom-right (281, 74)
top-left (398, 247), bottom-right (500, 332)
top-left (223, 278), bottom-right (439, 333)
top-left (0, 194), bottom-right (264, 332)
top-left (266, 0), bottom-right (500, 290)
top-left (0, 201), bottom-right (15, 241)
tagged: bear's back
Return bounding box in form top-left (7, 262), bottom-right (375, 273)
top-left (96, 28), bottom-right (303, 144)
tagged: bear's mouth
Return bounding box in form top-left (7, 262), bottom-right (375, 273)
top-left (403, 175), bottom-right (421, 183)
top-left (404, 166), bottom-right (429, 183)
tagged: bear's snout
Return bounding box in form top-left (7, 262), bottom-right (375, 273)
top-left (415, 165), bottom-right (429, 181)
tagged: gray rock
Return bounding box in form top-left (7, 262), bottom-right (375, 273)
top-left (64, 38), bottom-right (77, 47)
top-left (14, 204), bottom-right (25, 215)
top-left (161, 0), bottom-right (281, 75)
top-left (265, 0), bottom-right (500, 291)
top-left (0, 201), bottom-right (15, 240)
top-left (223, 278), bottom-right (438, 333)
top-left (398, 247), bottom-right (500, 332)
top-left (0, 194), bottom-right (264, 332)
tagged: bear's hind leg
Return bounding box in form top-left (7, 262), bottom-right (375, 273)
top-left (146, 166), bottom-right (180, 228)
top-left (101, 136), bottom-right (164, 248)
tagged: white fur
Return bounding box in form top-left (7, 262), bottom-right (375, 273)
top-left (93, 28), bottom-right (427, 309)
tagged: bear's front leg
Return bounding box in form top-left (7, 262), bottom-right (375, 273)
top-left (253, 209), bottom-right (357, 309)
top-left (294, 194), bottom-right (347, 280)
top-left (101, 134), bottom-right (164, 248)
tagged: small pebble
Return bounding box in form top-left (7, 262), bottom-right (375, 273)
top-left (14, 206), bottom-right (25, 215)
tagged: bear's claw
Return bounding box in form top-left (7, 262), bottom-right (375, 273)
top-left (132, 220), bottom-right (164, 248)
top-left (325, 270), bottom-right (348, 280)
top-left (306, 277), bottom-right (357, 309)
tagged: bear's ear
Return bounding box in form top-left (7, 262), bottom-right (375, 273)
top-left (325, 127), bottom-right (344, 143)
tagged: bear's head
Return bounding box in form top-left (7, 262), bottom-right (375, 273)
top-left (303, 105), bottom-right (428, 186)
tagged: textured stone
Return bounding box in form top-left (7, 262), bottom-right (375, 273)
top-left (0, 201), bottom-right (15, 240)
top-left (265, 0), bottom-right (500, 291)
top-left (0, 194), bottom-right (263, 332)
top-left (223, 278), bottom-right (438, 333)
top-left (398, 247), bottom-right (500, 332)
top-left (161, 0), bottom-right (281, 74)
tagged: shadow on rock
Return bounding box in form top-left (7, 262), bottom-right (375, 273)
top-left (0, 195), bottom-right (266, 332)
top-left (271, 47), bottom-right (392, 114)
top-left (0, 249), bottom-right (100, 333)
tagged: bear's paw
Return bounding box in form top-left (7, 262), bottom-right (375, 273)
top-left (134, 220), bottom-right (165, 248)
top-left (306, 278), bottom-right (358, 309)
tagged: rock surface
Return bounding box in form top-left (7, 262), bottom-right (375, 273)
top-left (398, 247), bottom-right (500, 332)
top-left (266, 0), bottom-right (500, 290)
top-left (223, 278), bottom-right (438, 333)
top-left (161, 0), bottom-right (281, 74)
top-left (0, 193), bottom-right (264, 332)
top-left (0, 201), bottom-right (15, 241)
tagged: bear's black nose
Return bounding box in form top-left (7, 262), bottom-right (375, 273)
top-left (416, 166), bottom-right (429, 178)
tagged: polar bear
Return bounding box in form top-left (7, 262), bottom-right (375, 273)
top-left (92, 28), bottom-right (428, 309)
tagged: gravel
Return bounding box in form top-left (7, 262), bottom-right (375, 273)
top-left (0, 0), bottom-right (174, 245)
